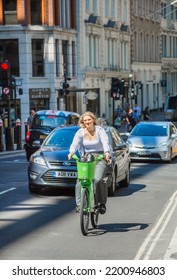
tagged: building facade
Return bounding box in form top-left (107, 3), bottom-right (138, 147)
top-left (0, 0), bottom-right (177, 141)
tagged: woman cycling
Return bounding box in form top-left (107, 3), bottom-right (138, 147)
top-left (68, 111), bottom-right (111, 214)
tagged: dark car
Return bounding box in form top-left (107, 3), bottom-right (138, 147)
top-left (28, 125), bottom-right (130, 195)
top-left (24, 110), bottom-right (80, 160)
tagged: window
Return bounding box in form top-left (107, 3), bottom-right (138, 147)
top-left (55, 39), bottom-right (60, 77)
top-left (86, 0), bottom-right (97, 13)
top-left (31, 0), bottom-right (42, 25)
top-left (105, 0), bottom-right (116, 18)
top-left (105, 38), bottom-right (117, 70)
top-left (62, 40), bottom-right (68, 76)
top-left (87, 35), bottom-right (100, 68)
top-left (0, 39), bottom-right (19, 76)
top-left (3, 0), bottom-right (17, 25)
top-left (32, 39), bottom-right (44, 77)
top-left (60, 0), bottom-right (70, 28)
top-left (72, 41), bottom-right (76, 77)
top-left (120, 41), bottom-right (129, 70)
top-left (161, 2), bottom-right (167, 19)
top-left (162, 35), bottom-right (167, 58)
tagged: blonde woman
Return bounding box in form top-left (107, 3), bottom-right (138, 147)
top-left (68, 111), bottom-right (111, 213)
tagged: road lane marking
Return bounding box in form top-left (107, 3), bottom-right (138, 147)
top-left (134, 190), bottom-right (177, 260)
top-left (0, 188), bottom-right (16, 195)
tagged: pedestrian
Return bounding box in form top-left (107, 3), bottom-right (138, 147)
top-left (114, 112), bottom-right (121, 130)
top-left (115, 104), bottom-right (123, 118)
top-left (98, 113), bottom-right (109, 126)
top-left (143, 106), bottom-right (152, 121)
top-left (133, 104), bottom-right (141, 122)
top-left (27, 109), bottom-right (35, 131)
top-left (68, 111), bottom-right (111, 214)
top-left (125, 106), bottom-right (137, 132)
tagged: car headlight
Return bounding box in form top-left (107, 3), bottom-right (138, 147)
top-left (30, 155), bottom-right (46, 166)
top-left (158, 142), bottom-right (168, 148)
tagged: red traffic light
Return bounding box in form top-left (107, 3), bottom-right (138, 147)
top-left (0, 62), bottom-right (9, 71)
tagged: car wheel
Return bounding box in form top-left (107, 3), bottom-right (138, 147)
top-left (108, 170), bottom-right (116, 196)
top-left (119, 167), bottom-right (130, 188)
top-left (29, 184), bottom-right (41, 194)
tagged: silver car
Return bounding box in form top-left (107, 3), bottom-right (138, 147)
top-left (126, 121), bottom-right (177, 162)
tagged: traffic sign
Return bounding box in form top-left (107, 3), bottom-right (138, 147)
top-left (2, 87), bottom-right (10, 95)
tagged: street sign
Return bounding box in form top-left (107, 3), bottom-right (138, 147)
top-left (2, 87), bottom-right (10, 95)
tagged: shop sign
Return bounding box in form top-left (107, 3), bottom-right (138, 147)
top-left (85, 91), bottom-right (98, 100)
top-left (29, 88), bottom-right (50, 98)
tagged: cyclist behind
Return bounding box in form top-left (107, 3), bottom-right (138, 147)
top-left (68, 111), bottom-right (111, 214)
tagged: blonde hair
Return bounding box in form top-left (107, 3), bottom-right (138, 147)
top-left (78, 111), bottom-right (98, 128)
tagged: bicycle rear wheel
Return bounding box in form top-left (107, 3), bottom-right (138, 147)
top-left (80, 188), bottom-right (89, 235)
top-left (91, 207), bottom-right (99, 228)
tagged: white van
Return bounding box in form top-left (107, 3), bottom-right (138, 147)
top-left (164, 96), bottom-right (177, 121)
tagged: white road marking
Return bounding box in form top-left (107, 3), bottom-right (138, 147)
top-left (134, 190), bottom-right (177, 260)
top-left (0, 187), bottom-right (16, 195)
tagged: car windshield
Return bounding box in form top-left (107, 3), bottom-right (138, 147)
top-left (131, 124), bottom-right (168, 137)
top-left (33, 115), bottom-right (67, 128)
top-left (43, 128), bottom-right (78, 148)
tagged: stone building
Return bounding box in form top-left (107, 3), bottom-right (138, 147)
top-left (0, 0), bottom-right (177, 143)
top-left (131, 0), bottom-right (177, 112)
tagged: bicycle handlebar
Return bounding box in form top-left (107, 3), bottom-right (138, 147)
top-left (72, 153), bottom-right (105, 163)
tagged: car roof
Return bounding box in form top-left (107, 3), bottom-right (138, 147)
top-left (35, 110), bottom-right (80, 117)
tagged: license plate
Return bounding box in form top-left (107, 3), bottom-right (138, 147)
top-left (53, 171), bottom-right (77, 178)
top-left (137, 150), bottom-right (151, 155)
top-left (40, 135), bottom-right (47, 140)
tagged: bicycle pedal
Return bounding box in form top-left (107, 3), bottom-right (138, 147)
top-left (94, 206), bottom-right (99, 214)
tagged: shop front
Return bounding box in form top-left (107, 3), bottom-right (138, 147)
top-left (29, 88), bottom-right (50, 111)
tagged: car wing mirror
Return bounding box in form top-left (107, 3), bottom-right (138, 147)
top-left (114, 143), bottom-right (127, 151)
top-left (32, 140), bottom-right (41, 147)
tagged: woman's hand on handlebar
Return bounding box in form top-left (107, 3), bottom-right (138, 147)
top-left (105, 152), bottom-right (111, 163)
top-left (68, 153), bottom-right (73, 160)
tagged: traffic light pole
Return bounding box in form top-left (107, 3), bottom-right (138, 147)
top-left (5, 95), bottom-right (14, 151)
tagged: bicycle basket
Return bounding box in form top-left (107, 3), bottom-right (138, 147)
top-left (77, 161), bottom-right (96, 180)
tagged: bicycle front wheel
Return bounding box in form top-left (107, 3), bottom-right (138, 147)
top-left (80, 188), bottom-right (89, 235)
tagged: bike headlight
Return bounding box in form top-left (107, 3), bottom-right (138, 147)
top-left (30, 154), bottom-right (46, 166)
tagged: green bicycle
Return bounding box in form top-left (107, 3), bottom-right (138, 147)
top-left (72, 153), bottom-right (105, 235)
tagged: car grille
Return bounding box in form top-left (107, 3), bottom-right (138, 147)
top-left (42, 171), bottom-right (77, 184)
top-left (134, 146), bottom-right (156, 149)
top-left (130, 152), bottom-right (161, 159)
top-left (49, 161), bottom-right (76, 167)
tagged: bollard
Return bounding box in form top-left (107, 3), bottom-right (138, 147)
top-left (5, 127), bottom-right (14, 151)
top-left (0, 119), bottom-right (4, 151)
top-left (16, 118), bottom-right (22, 150)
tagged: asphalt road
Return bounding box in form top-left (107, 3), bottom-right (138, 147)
top-left (0, 152), bottom-right (177, 260)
